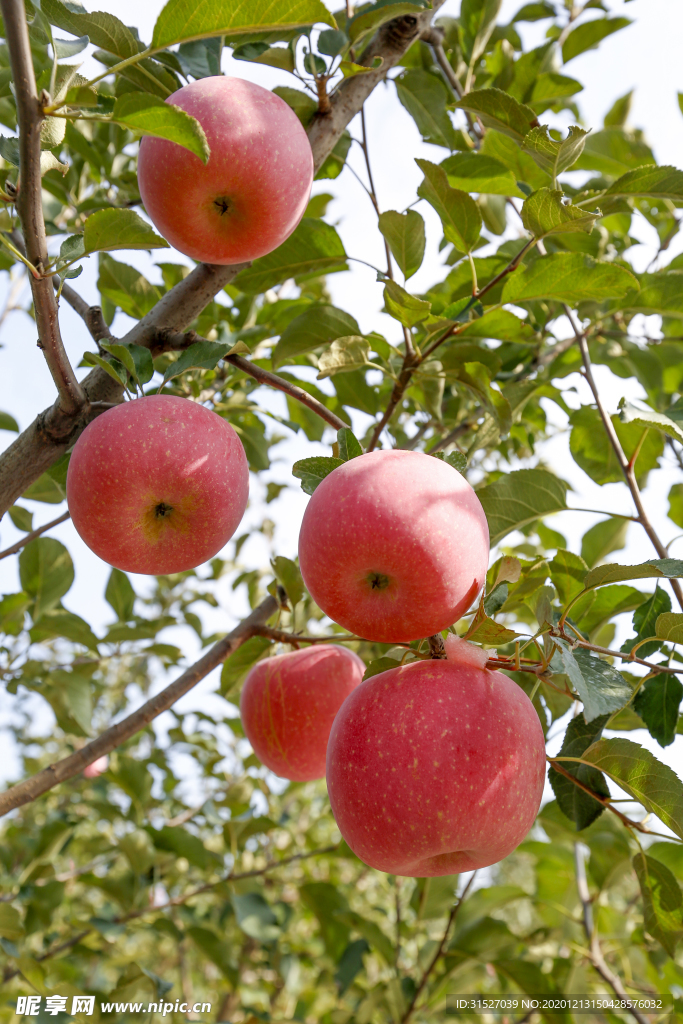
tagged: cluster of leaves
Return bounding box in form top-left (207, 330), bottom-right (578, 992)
top-left (3, 0), bottom-right (683, 1019)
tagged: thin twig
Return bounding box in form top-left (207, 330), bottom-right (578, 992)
top-left (359, 105), bottom-right (395, 283)
top-left (566, 304), bottom-right (683, 612)
top-left (0, 594), bottom-right (280, 816)
top-left (574, 843), bottom-right (651, 1024)
top-left (1, 0), bottom-right (85, 416)
top-left (401, 873), bottom-right (477, 1023)
top-left (55, 277), bottom-right (114, 345)
top-left (0, 510), bottom-right (70, 560)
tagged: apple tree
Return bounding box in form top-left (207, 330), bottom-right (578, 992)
top-left (2, 0), bottom-right (683, 1020)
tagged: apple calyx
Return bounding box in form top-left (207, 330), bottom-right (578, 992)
top-left (367, 571), bottom-right (391, 591)
top-left (213, 196), bottom-right (233, 217)
top-left (154, 502), bottom-right (174, 519)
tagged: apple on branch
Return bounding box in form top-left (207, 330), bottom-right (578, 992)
top-left (240, 644), bottom-right (364, 781)
top-left (298, 450), bottom-right (490, 643)
top-left (137, 77), bottom-right (314, 265)
top-left (326, 658), bottom-right (546, 877)
top-left (67, 395), bottom-right (249, 575)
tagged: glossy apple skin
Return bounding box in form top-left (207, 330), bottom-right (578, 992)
top-left (240, 645), bottom-right (365, 781)
top-left (326, 659), bottom-right (546, 877)
top-left (137, 76), bottom-right (313, 265)
top-left (66, 395), bottom-right (249, 575)
top-left (297, 450), bottom-right (489, 643)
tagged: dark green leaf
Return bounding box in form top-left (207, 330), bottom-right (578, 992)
top-left (634, 675), bottom-right (683, 748)
top-left (502, 253), bottom-right (639, 304)
top-left (272, 305), bottom-right (359, 368)
top-left (293, 456), bottom-right (344, 495)
top-left (396, 69), bottom-right (459, 150)
top-left (454, 88), bottom-right (539, 143)
top-left (337, 427), bottom-right (363, 461)
top-left (220, 635), bottom-right (272, 699)
top-left (383, 280), bottom-right (431, 327)
top-left (633, 852), bottom-right (683, 957)
top-left (234, 219), bottom-right (347, 294)
top-left (549, 713), bottom-right (610, 830)
top-left (570, 407), bottom-right (663, 486)
top-left (477, 468), bottom-right (568, 545)
top-left (378, 210), bottom-right (426, 279)
top-left (0, 411), bottom-right (19, 432)
top-left (271, 555), bottom-right (304, 606)
top-left (552, 641), bottom-right (631, 721)
top-left (522, 188), bottom-right (597, 238)
top-left (151, 0), bottom-right (335, 49)
top-left (562, 17), bottom-right (632, 63)
top-left (80, 208), bottom-right (170, 255)
top-left (19, 538), bottom-right (74, 621)
top-left (440, 152), bottom-right (525, 198)
top-left (417, 159), bottom-right (482, 253)
top-left (580, 518), bottom-right (629, 569)
top-left (105, 568), bottom-right (136, 622)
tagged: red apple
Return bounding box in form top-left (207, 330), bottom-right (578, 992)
top-left (298, 450), bottom-right (489, 643)
top-left (137, 76), bottom-right (314, 265)
top-left (67, 395), bottom-right (249, 575)
top-left (84, 755), bottom-right (108, 778)
top-left (240, 645), bottom-right (365, 781)
top-left (326, 659), bottom-right (546, 876)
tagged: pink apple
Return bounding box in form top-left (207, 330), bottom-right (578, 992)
top-left (84, 755), bottom-right (108, 778)
top-left (137, 76), bottom-right (314, 265)
top-left (240, 644), bottom-right (365, 781)
top-left (326, 659), bottom-right (546, 876)
top-left (297, 450), bottom-right (489, 643)
top-left (67, 395), bottom-right (249, 575)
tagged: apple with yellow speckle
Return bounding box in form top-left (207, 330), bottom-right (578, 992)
top-left (326, 657), bottom-right (546, 876)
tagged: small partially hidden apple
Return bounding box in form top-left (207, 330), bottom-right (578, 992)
top-left (84, 755), bottom-right (108, 779)
top-left (298, 450), bottom-right (490, 643)
top-left (326, 658), bottom-right (546, 876)
top-left (137, 76), bottom-right (314, 265)
top-left (240, 644), bottom-right (365, 781)
top-left (67, 395), bottom-right (249, 575)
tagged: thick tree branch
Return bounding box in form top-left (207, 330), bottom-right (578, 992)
top-left (574, 843), bottom-right (651, 1024)
top-left (0, 594), bottom-right (279, 816)
top-left (1, 0), bottom-right (85, 418)
top-left (0, 4), bottom-right (448, 518)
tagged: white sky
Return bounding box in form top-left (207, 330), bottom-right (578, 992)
top-left (1, 0), bottom-right (683, 808)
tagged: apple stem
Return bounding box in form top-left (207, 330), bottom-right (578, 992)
top-left (427, 634), bottom-right (447, 659)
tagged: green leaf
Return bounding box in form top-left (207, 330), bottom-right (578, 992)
top-left (633, 852), bottom-right (683, 957)
top-left (271, 555), bottom-right (304, 606)
top-left (522, 125), bottom-right (589, 178)
top-left (98, 255), bottom-right (163, 319)
top-left (623, 586), bottom-right (670, 659)
top-left (433, 451), bottom-right (468, 476)
top-left (529, 72), bottom-right (583, 111)
top-left (335, 911), bottom-right (393, 964)
top-left (464, 616), bottom-right (522, 646)
top-left (634, 675), bottom-right (683, 748)
top-left (604, 164), bottom-right (683, 202)
top-left (580, 518), bottom-right (629, 569)
top-left (562, 16), bottom-right (632, 63)
top-left (348, 1), bottom-right (430, 44)
top-left (317, 337), bottom-right (371, 379)
top-left (396, 70), bottom-right (459, 151)
top-left (458, 308), bottom-right (536, 344)
top-left (476, 468), bottom-right (568, 545)
top-left (460, 0), bottom-right (503, 63)
top-left (416, 159), bottom-right (482, 253)
top-left (31, 607), bottom-right (99, 651)
top-left (177, 37), bottom-right (222, 79)
top-left (383, 280), bottom-right (431, 327)
top-left (569, 407), bottom-right (663, 486)
top-left (0, 411), bottom-right (18, 432)
top-left (293, 456), bottom-right (345, 494)
top-left (378, 210), bottom-right (426, 279)
top-left (440, 153), bottom-right (525, 198)
top-left (152, 0), bottom-right (335, 49)
top-left (618, 398), bottom-right (683, 446)
top-left (273, 86), bottom-right (317, 127)
top-left (0, 904), bottom-right (24, 942)
top-left (42, 0), bottom-right (140, 60)
top-left (581, 737), bottom-right (683, 839)
top-left (522, 188), bottom-right (597, 238)
top-left (161, 340), bottom-right (236, 386)
top-left (233, 892), bottom-right (281, 942)
top-left (272, 305), bottom-right (359, 368)
top-left (220, 635), bottom-right (272, 699)
top-left (549, 549), bottom-right (589, 606)
top-left (552, 641), bottom-right (631, 722)
top-left (81, 351), bottom-right (129, 390)
top-left (549, 713), bottom-right (610, 830)
top-left (8, 506), bottom-right (33, 532)
top-left (502, 253), bottom-right (639, 305)
top-left (585, 560), bottom-right (683, 589)
top-left (22, 472), bottom-right (65, 504)
top-left (112, 93), bottom-right (209, 163)
top-left (656, 613), bottom-right (683, 645)
top-left (105, 568), bottom-right (136, 622)
top-left (151, 825), bottom-right (208, 868)
top-left (669, 484), bottom-right (683, 529)
top-left (454, 88), bottom-right (539, 144)
top-left (337, 427), bottom-right (363, 461)
top-left (234, 219), bottom-right (347, 294)
top-left (362, 656), bottom-right (399, 681)
top-left (19, 538), bottom-right (74, 621)
top-left (454, 362), bottom-right (511, 434)
top-left (317, 28), bottom-right (348, 56)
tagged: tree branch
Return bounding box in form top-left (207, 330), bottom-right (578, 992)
top-left (574, 842), bottom-right (651, 1024)
top-left (401, 872), bottom-right (477, 1023)
top-left (0, 510), bottom-right (70, 560)
top-left (0, 594), bottom-right (279, 816)
top-left (56, 277), bottom-right (114, 345)
top-left (1, 0), bottom-right (85, 418)
top-left (0, 3), bottom-right (448, 518)
top-left (566, 304), bottom-right (683, 612)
